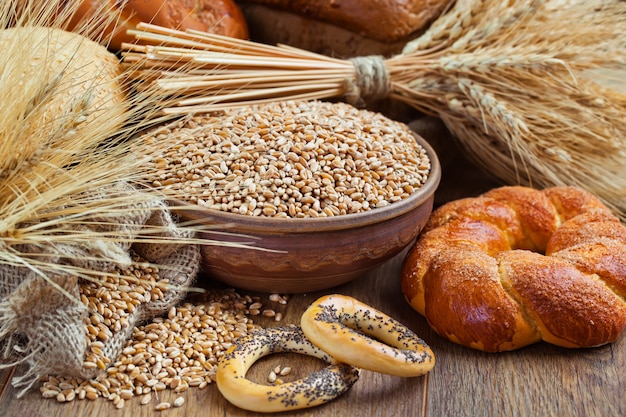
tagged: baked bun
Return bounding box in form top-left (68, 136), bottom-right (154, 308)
top-left (237, 0), bottom-right (451, 43)
top-left (401, 185), bottom-right (626, 352)
top-left (238, 4), bottom-right (405, 59)
top-left (66, 0), bottom-right (249, 51)
top-left (0, 26), bottom-right (127, 168)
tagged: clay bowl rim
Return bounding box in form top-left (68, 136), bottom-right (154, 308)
top-left (170, 133), bottom-right (441, 233)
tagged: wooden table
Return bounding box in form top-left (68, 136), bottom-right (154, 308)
top-left (1, 135), bottom-right (624, 417)
top-left (2, 252), bottom-right (624, 417)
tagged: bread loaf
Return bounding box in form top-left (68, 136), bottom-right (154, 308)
top-left (0, 26), bottom-right (127, 173)
top-left (238, 0), bottom-right (450, 43)
top-left (238, 4), bottom-right (407, 58)
top-left (66, 0), bottom-right (249, 50)
top-left (401, 185), bottom-right (626, 352)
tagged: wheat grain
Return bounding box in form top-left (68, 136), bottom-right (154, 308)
top-left (139, 100), bottom-right (431, 218)
top-left (39, 287), bottom-right (269, 408)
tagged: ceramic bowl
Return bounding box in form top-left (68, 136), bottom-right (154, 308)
top-left (175, 134), bottom-right (441, 293)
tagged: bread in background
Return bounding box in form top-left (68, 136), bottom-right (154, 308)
top-left (65, 0), bottom-right (249, 51)
top-left (236, 0), bottom-right (451, 58)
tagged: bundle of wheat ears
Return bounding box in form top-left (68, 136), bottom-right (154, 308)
top-left (122, 0), bottom-right (626, 221)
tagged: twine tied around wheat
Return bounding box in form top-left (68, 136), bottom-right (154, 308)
top-left (344, 56), bottom-right (391, 107)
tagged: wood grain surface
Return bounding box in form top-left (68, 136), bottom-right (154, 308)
top-left (1, 250), bottom-right (624, 417)
top-left (0, 127), bottom-right (624, 417)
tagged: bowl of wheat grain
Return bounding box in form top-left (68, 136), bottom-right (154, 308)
top-left (138, 100), bottom-right (441, 293)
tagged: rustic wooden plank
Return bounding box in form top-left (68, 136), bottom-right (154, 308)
top-left (424, 310), bottom-right (626, 417)
top-left (2, 245), bottom-right (625, 417)
top-left (0, 254), bottom-right (431, 417)
top-left (0, 367), bottom-right (14, 397)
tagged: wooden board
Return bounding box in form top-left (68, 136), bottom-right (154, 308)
top-left (1, 251), bottom-right (624, 417)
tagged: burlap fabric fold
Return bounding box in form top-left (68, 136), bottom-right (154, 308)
top-left (0, 182), bottom-right (200, 396)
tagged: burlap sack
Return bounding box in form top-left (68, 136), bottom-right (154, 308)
top-left (0, 182), bottom-right (201, 396)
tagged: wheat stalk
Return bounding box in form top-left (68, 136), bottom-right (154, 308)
top-left (120, 0), bottom-right (626, 220)
top-left (0, 0), bottom-right (253, 300)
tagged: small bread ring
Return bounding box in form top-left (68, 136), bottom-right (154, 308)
top-left (300, 294), bottom-right (435, 377)
top-left (215, 326), bottom-right (361, 413)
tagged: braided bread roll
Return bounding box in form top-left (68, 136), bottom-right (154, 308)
top-left (401, 185), bottom-right (626, 352)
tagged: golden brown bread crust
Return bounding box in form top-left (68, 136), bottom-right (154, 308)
top-left (424, 248), bottom-right (541, 352)
top-left (498, 250), bottom-right (626, 349)
top-left (543, 186), bottom-right (609, 221)
top-left (401, 185), bottom-right (626, 352)
top-left (238, 0), bottom-right (451, 42)
top-left (546, 210), bottom-right (626, 254)
top-left (0, 26), bottom-right (127, 147)
top-left (422, 196), bottom-right (525, 248)
top-left (553, 241), bottom-right (626, 296)
top-left (238, 4), bottom-right (411, 59)
top-left (481, 186), bottom-right (560, 252)
top-left (67, 0), bottom-right (249, 51)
